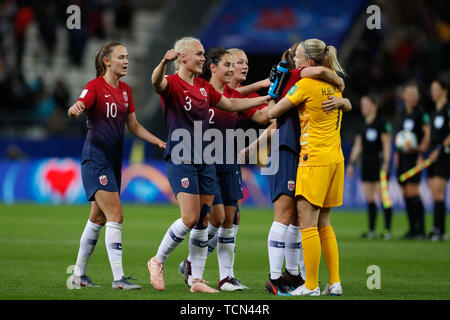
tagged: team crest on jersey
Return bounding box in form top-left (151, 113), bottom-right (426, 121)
top-left (287, 180), bottom-right (295, 191)
top-left (123, 91), bottom-right (128, 102)
top-left (199, 88), bottom-right (207, 97)
top-left (181, 177), bottom-right (189, 188)
top-left (99, 175), bottom-right (108, 186)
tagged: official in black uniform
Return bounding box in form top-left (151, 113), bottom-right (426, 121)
top-left (394, 82), bottom-right (430, 239)
top-left (347, 95), bottom-right (393, 239)
top-left (426, 77), bottom-right (450, 242)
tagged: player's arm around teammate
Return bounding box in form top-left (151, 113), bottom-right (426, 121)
top-left (266, 39), bottom-right (348, 296)
top-left (147, 38), bottom-right (269, 294)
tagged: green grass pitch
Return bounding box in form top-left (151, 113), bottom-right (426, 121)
top-left (0, 204), bottom-right (449, 300)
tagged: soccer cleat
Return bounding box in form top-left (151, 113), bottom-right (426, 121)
top-left (380, 229), bottom-right (392, 240)
top-left (321, 282), bottom-right (342, 296)
top-left (428, 227), bottom-right (440, 241)
top-left (265, 276), bottom-right (291, 296)
top-left (112, 276), bottom-right (141, 290)
top-left (231, 277), bottom-right (250, 290)
top-left (69, 274), bottom-right (100, 287)
top-left (178, 259), bottom-right (192, 287)
top-left (190, 279), bottom-right (219, 293)
top-left (147, 256), bottom-right (165, 291)
top-left (361, 230), bottom-right (376, 239)
top-left (281, 270), bottom-right (305, 291)
top-left (217, 276), bottom-right (243, 291)
top-left (290, 284), bottom-right (320, 296)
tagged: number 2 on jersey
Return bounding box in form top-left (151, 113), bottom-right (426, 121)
top-left (209, 108), bottom-right (215, 124)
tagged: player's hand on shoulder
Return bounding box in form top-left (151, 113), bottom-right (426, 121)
top-left (68, 101), bottom-right (85, 118)
top-left (321, 95), bottom-right (342, 114)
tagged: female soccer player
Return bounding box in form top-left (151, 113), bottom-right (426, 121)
top-left (241, 42), bottom-right (348, 295)
top-left (394, 82), bottom-right (430, 239)
top-left (267, 38), bottom-right (351, 296)
top-left (426, 77), bottom-right (450, 242)
top-left (147, 37), bottom-right (269, 293)
top-left (180, 48), bottom-right (271, 291)
top-left (347, 95), bottom-right (393, 240)
top-left (67, 41), bottom-right (166, 290)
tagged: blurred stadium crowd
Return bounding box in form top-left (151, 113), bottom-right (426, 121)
top-left (0, 0), bottom-right (449, 158)
top-left (0, 0), bottom-right (136, 141)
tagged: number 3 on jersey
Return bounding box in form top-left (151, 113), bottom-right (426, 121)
top-left (184, 96), bottom-right (192, 111)
top-left (106, 102), bottom-right (117, 118)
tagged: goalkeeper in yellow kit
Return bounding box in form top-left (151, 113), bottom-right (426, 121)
top-left (268, 38), bottom-right (351, 296)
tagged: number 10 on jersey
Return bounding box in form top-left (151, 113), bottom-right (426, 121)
top-left (106, 102), bottom-right (117, 118)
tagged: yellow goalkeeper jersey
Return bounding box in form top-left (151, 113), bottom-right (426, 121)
top-left (285, 78), bottom-right (344, 167)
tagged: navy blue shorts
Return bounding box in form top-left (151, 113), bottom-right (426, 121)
top-left (81, 160), bottom-right (121, 201)
top-left (165, 159), bottom-right (216, 196)
top-left (268, 147), bottom-right (299, 202)
top-left (213, 166), bottom-right (243, 206)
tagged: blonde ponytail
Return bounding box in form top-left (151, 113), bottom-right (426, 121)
top-left (301, 39), bottom-right (346, 76)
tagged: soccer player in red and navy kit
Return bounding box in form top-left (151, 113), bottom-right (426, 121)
top-left (147, 37), bottom-right (269, 293)
top-left (67, 41), bottom-right (166, 290)
top-left (178, 48), bottom-right (270, 291)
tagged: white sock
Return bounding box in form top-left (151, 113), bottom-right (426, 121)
top-left (74, 219), bottom-right (102, 277)
top-left (268, 221), bottom-right (288, 280)
top-left (105, 221), bottom-right (124, 281)
top-left (285, 224), bottom-right (301, 276)
top-left (230, 224), bottom-right (239, 278)
top-left (189, 228), bottom-right (208, 279)
top-left (207, 223), bottom-right (219, 256)
top-left (156, 218), bottom-right (191, 264)
top-left (186, 222), bottom-right (217, 262)
top-left (217, 227), bottom-right (235, 281)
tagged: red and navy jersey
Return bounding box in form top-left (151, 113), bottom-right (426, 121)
top-left (159, 73), bottom-right (222, 161)
top-left (77, 75), bottom-right (136, 166)
top-left (207, 85), bottom-right (264, 171)
top-left (277, 68), bottom-right (302, 153)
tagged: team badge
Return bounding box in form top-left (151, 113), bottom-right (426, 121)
top-left (99, 175), bottom-right (108, 186)
top-left (287, 180), bottom-right (295, 191)
top-left (199, 88), bottom-right (207, 97)
top-left (181, 177), bottom-right (189, 188)
top-left (123, 91), bottom-right (128, 102)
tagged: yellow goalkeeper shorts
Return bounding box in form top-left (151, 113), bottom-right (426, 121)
top-left (295, 161), bottom-right (345, 208)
